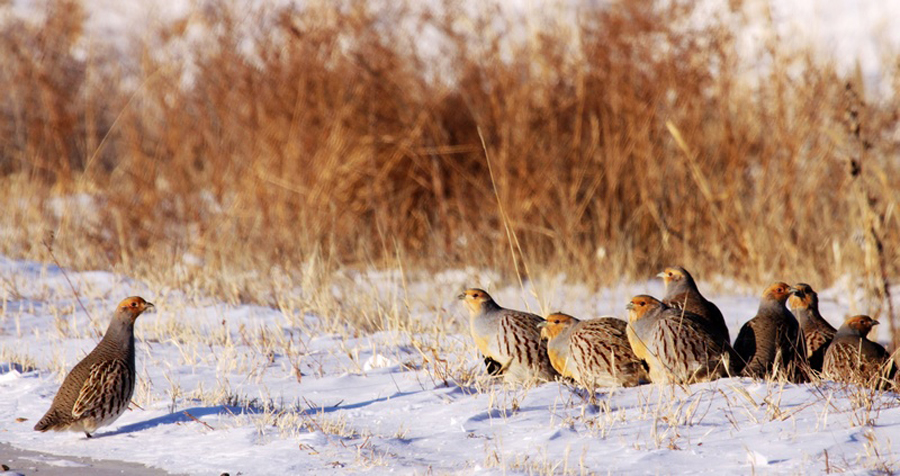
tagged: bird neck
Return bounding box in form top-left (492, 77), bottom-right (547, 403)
top-left (547, 328), bottom-right (570, 354)
top-left (791, 307), bottom-right (812, 326)
top-left (835, 325), bottom-right (865, 339)
top-left (667, 279), bottom-right (696, 300)
top-left (629, 313), bottom-right (657, 335)
top-left (792, 305), bottom-right (826, 329)
top-left (552, 323), bottom-right (576, 344)
top-left (100, 315), bottom-right (136, 359)
top-left (758, 298), bottom-right (788, 318)
top-left (477, 299), bottom-right (501, 315)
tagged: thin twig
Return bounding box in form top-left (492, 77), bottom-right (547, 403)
top-left (300, 397), bottom-right (335, 445)
top-left (42, 235), bottom-right (97, 335)
top-left (82, 66), bottom-right (168, 181)
top-left (477, 127), bottom-right (533, 309)
top-left (183, 410), bottom-right (215, 431)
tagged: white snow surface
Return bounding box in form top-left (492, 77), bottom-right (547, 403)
top-left (1, 256), bottom-right (899, 474)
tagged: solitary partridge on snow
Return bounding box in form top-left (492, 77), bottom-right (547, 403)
top-left (540, 313), bottom-right (648, 388)
top-left (733, 283), bottom-right (809, 383)
top-left (458, 288), bottom-right (557, 384)
top-left (625, 295), bottom-right (737, 384)
top-left (822, 315), bottom-right (896, 389)
top-left (34, 297), bottom-right (154, 438)
top-left (658, 266), bottom-right (731, 346)
top-left (788, 283), bottom-right (837, 373)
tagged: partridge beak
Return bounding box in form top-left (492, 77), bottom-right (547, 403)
top-left (145, 302), bottom-right (156, 312)
top-left (457, 293), bottom-right (466, 300)
top-left (873, 320), bottom-right (880, 326)
top-left (788, 286), bottom-right (801, 296)
top-left (625, 302), bottom-right (635, 311)
top-left (537, 321), bottom-right (548, 328)
top-left (656, 272), bottom-right (667, 279)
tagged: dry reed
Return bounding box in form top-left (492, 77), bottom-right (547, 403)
top-left (0, 0), bottom-right (898, 338)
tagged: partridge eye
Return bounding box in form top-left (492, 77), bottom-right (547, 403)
top-left (131, 302), bottom-right (138, 307)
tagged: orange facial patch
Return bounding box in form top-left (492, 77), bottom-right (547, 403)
top-left (626, 295), bottom-right (659, 321)
top-left (787, 293), bottom-right (810, 309)
top-left (118, 296), bottom-right (151, 312)
top-left (846, 315), bottom-right (877, 336)
top-left (662, 268), bottom-right (683, 283)
top-left (764, 282), bottom-right (792, 302)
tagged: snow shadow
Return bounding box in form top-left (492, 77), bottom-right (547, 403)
top-left (97, 405), bottom-right (257, 438)
top-left (303, 389), bottom-right (422, 414)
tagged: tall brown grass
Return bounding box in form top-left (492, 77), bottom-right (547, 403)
top-left (0, 1), bottom-right (898, 339)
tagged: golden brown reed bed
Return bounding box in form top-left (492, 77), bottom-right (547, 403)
top-left (0, 0), bottom-right (898, 339)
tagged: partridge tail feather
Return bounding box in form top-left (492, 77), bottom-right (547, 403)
top-left (33, 410), bottom-right (63, 432)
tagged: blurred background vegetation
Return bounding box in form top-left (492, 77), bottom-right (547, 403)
top-left (0, 0), bottom-right (897, 338)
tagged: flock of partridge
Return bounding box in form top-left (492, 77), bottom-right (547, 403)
top-left (30, 268), bottom-right (897, 439)
top-left (459, 267), bottom-right (898, 390)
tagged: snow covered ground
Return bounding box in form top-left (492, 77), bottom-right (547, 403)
top-left (1, 256), bottom-right (899, 475)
